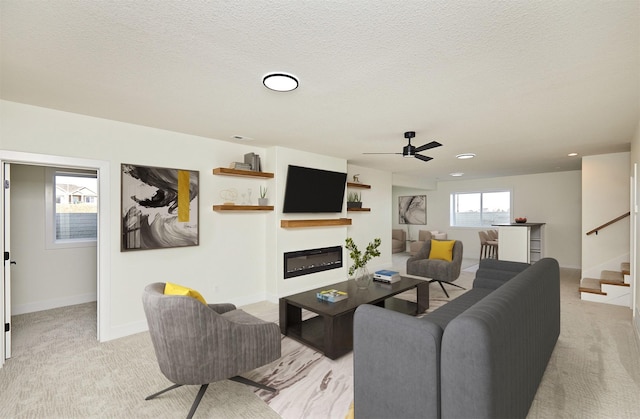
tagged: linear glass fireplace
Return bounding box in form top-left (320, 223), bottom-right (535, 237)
top-left (283, 246), bottom-right (343, 279)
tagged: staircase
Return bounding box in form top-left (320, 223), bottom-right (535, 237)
top-left (579, 262), bottom-right (631, 307)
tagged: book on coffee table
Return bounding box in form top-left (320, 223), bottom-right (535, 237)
top-left (316, 289), bottom-right (348, 302)
top-left (373, 269), bottom-right (401, 283)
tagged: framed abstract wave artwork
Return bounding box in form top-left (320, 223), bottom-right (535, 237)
top-left (399, 195), bottom-right (427, 225)
top-left (121, 164), bottom-right (199, 251)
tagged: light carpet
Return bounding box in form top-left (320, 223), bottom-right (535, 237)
top-left (243, 265), bottom-right (640, 419)
top-left (0, 303), bottom-right (280, 418)
top-left (2, 264), bottom-right (640, 418)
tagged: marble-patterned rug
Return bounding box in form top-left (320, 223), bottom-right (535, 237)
top-left (243, 269), bottom-right (477, 419)
top-left (244, 265), bottom-right (640, 419)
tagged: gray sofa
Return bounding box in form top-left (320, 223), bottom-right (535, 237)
top-left (353, 257), bottom-right (560, 419)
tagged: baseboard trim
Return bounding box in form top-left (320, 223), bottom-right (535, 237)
top-left (107, 320), bottom-right (148, 342)
top-left (104, 292), bottom-right (271, 342)
top-left (12, 293), bottom-right (96, 316)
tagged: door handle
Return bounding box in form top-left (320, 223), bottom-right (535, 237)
top-left (10, 260), bottom-right (16, 265)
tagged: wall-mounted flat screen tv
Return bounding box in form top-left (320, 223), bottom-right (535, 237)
top-left (282, 165), bottom-right (347, 213)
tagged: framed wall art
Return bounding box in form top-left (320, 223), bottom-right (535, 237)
top-left (399, 195), bottom-right (427, 225)
top-left (121, 163), bottom-right (199, 251)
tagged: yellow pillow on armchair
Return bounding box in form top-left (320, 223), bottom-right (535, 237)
top-left (164, 282), bottom-right (207, 305)
top-left (428, 239), bottom-right (455, 262)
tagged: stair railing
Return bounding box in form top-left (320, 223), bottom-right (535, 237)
top-left (586, 211), bottom-right (631, 236)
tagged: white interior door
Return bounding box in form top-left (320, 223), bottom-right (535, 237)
top-left (2, 163), bottom-right (12, 363)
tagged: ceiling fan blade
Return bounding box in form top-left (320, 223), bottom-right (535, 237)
top-left (415, 141), bottom-right (442, 153)
top-left (414, 154), bottom-right (433, 162)
top-left (362, 152), bottom-right (403, 155)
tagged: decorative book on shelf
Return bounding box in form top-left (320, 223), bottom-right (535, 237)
top-left (316, 289), bottom-right (348, 302)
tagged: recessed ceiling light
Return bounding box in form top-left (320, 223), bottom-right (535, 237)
top-left (262, 73), bottom-right (299, 92)
top-left (231, 135), bottom-right (254, 141)
top-left (456, 153), bottom-right (476, 159)
top-left (568, 152), bottom-right (578, 157)
top-left (450, 172), bottom-right (464, 177)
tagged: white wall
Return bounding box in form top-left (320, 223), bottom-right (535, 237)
top-left (629, 119), bottom-right (640, 339)
top-left (392, 185), bottom-right (434, 243)
top-left (432, 171), bottom-right (582, 268)
top-left (10, 164), bottom-right (97, 314)
top-left (1, 100), bottom-right (275, 339)
top-left (0, 100), bottom-right (394, 340)
top-left (581, 153), bottom-right (630, 278)
top-left (264, 150), bottom-right (393, 299)
top-left (346, 164), bottom-right (393, 274)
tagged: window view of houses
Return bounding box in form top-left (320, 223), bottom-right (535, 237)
top-left (55, 174), bottom-right (98, 240)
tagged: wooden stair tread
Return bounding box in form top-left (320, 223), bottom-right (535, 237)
top-left (579, 286), bottom-right (606, 295)
top-left (581, 277), bottom-right (601, 289)
top-left (580, 277), bottom-right (605, 294)
top-left (601, 270), bottom-right (624, 282)
top-left (600, 279), bottom-right (630, 287)
top-left (621, 262), bottom-right (630, 275)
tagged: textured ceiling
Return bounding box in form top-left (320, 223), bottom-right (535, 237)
top-left (1, 1), bottom-right (638, 183)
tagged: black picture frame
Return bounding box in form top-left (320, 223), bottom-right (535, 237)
top-left (121, 163), bottom-right (199, 251)
top-left (399, 195), bottom-right (427, 225)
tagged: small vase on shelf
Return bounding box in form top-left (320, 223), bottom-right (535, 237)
top-left (258, 198), bottom-right (268, 206)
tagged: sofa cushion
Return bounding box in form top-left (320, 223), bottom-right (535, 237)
top-left (473, 259), bottom-right (531, 290)
top-left (422, 287), bottom-right (492, 330)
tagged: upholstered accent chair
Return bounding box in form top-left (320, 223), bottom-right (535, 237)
top-left (391, 229), bottom-right (406, 253)
top-left (142, 282), bottom-right (281, 419)
top-left (409, 230), bottom-right (449, 255)
top-left (406, 240), bottom-right (465, 298)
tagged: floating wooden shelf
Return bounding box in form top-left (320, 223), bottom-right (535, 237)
top-left (280, 218), bottom-right (352, 228)
top-left (213, 205), bottom-right (274, 211)
top-left (347, 182), bottom-right (371, 189)
top-left (347, 207), bottom-right (371, 212)
top-left (213, 168), bottom-right (274, 178)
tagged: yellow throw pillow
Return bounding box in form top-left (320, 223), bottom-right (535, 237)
top-left (428, 239), bottom-right (455, 262)
top-left (164, 282), bottom-right (207, 305)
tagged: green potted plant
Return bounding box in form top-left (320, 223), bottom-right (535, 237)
top-left (345, 237), bottom-right (381, 288)
top-left (258, 186), bottom-right (268, 206)
top-left (347, 192), bottom-right (362, 209)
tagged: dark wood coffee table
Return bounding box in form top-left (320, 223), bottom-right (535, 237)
top-left (279, 276), bottom-right (428, 359)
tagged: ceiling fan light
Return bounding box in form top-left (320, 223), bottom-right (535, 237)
top-left (263, 73), bottom-right (298, 92)
top-left (403, 145), bottom-right (416, 157)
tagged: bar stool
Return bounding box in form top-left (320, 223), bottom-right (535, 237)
top-left (478, 230), bottom-right (499, 260)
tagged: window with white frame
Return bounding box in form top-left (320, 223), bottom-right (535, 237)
top-left (450, 190), bottom-right (511, 227)
top-left (45, 168), bottom-right (98, 247)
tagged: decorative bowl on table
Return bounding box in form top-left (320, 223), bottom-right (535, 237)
top-left (514, 217), bottom-right (527, 223)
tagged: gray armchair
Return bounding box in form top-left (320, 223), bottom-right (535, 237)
top-left (409, 230), bottom-right (433, 255)
top-left (406, 240), bottom-right (465, 298)
top-left (392, 229), bottom-right (406, 253)
top-left (142, 282), bottom-right (281, 419)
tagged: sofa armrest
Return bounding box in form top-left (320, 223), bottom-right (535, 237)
top-left (207, 303), bottom-right (237, 314)
top-left (441, 258), bottom-right (560, 419)
top-left (354, 304), bottom-right (443, 419)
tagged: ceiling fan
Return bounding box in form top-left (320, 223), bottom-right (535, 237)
top-left (364, 131), bottom-right (442, 162)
